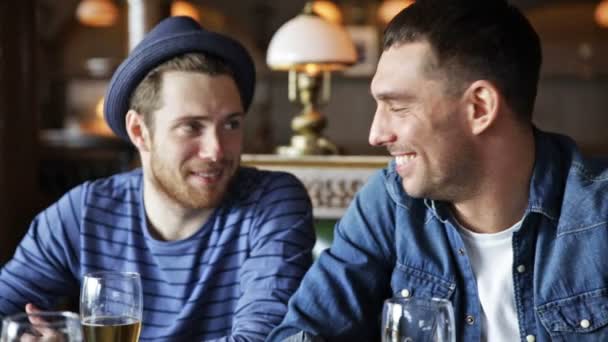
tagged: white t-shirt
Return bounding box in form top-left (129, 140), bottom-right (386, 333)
top-left (457, 219), bottom-right (523, 342)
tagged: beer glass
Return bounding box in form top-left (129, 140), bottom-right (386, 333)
top-left (1, 311), bottom-right (82, 341)
top-left (80, 272), bottom-right (142, 342)
top-left (381, 297), bottom-right (455, 342)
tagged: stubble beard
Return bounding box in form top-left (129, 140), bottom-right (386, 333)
top-left (400, 143), bottom-right (477, 203)
top-left (149, 148), bottom-right (238, 210)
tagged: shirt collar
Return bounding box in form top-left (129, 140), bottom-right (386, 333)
top-left (524, 128), bottom-right (567, 221)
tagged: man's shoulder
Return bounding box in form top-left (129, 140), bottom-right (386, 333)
top-left (545, 134), bottom-right (608, 233)
top-left (69, 169), bottom-right (143, 210)
top-left (563, 155), bottom-right (608, 213)
top-left (232, 167), bottom-right (308, 200)
top-left (569, 155), bottom-right (608, 184)
top-left (50, 169), bottom-right (141, 208)
top-left (550, 132), bottom-right (608, 198)
top-left (85, 168), bottom-right (142, 194)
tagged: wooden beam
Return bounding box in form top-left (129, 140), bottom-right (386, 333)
top-left (0, 0), bottom-right (40, 264)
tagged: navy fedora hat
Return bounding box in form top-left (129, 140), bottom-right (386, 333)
top-left (104, 16), bottom-right (255, 141)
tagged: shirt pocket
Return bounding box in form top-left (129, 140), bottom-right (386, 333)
top-left (537, 288), bottom-right (608, 341)
top-left (390, 262), bottom-right (456, 300)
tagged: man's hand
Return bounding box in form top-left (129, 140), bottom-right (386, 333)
top-left (25, 303), bottom-right (41, 315)
top-left (18, 303), bottom-right (68, 342)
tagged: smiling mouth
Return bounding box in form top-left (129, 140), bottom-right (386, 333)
top-left (190, 169), bottom-right (223, 184)
top-left (395, 153), bottom-right (417, 166)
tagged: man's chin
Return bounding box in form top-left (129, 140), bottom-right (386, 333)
top-left (400, 180), bottom-right (426, 199)
top-left (175, 168), bottom-right (237, 209)
top-left (178, 188), bottom-right (225, 209)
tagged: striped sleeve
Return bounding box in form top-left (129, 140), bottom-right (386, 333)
top-left (0, 185), bottom-right (83, 316)
top-left (214, 172), bottom-right (316, 341)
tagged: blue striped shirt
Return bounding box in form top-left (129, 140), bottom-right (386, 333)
top-left (0, 167), bottom-right (315, 341)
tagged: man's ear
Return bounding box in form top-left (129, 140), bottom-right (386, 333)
top-left (463, 80), bottom-right (500, 136)
top-left (125, 109), bottom-right (151, 152)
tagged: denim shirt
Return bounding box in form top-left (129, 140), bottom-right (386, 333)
top-left (268, 129), bottom-right (608, 342)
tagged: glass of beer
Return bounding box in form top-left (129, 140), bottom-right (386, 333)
top-left (1, 311), bottom-right (82, 341)
top-left (80, 271), bottom-right (143, 342)
top-left (381, 297), bottom-right (455, 342)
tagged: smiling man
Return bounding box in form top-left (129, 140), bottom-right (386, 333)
top-left (0, 17), bottom-right (315, 341)
top-left (269, 1), bottom-right (608, 341)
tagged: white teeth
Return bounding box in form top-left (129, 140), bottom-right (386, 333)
top-left (395, 154), bottom-right (416, 165)
top-left (196, 171), bottom-right (221, 178)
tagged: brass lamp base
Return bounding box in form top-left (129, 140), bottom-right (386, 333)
top-left (277, 70), bottom-right (341, 156)
top-left (277, 105), bottom-right (340, 156)
top-left (277, 134), bottom-right (339, 156)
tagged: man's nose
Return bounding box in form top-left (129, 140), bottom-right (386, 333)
top-left (198, 129), bottom-right (224, 162)
top-left (368, 111), bottom-right (397, 147)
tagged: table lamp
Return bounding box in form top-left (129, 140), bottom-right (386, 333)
top-left (266, 2), bottom-right (357, 156)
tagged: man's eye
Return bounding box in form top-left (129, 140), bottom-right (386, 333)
top-left (224, 119), bottom-right (242, 130)
top-left (180, 122), bottom-right (203, 133)
top-left (389, 106), bottom-right (411, 117)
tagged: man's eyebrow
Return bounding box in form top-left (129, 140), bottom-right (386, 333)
top-left (373, 91), bottom-right (416, 102)
top-left (226, 112), bottom-right (245, 120)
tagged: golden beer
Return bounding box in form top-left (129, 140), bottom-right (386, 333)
top-left (82, 316), bottom-right (141, 342)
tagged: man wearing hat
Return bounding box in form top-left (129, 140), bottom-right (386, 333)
top-left (0, 16), bottom-right (315, 341)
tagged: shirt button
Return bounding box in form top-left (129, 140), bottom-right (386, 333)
top-left (526, 334), bottom-right (536, 342)
top-left (400, 289), bottom-right (411, 298)
top-left (465, 315), bottom-right (475, 325)
top-left (580, 319), bottom-right (591, 329)
top-left (517, 264), bottom-right (526, 273)
top-left (458, 248), bottom-right (466, 256)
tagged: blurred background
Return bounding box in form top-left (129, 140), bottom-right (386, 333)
top-left (1, 0), bottom-right (607, 263)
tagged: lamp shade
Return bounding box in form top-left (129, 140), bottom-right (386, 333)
top-left (596, 0), bottom-right (608, 28)
top-left (377, 0), bottom-right (414, 25)
top-left (171, 0), bottom-right (201, 23)
top-left (76, 0), bottom-right (119, 27)
top-left (266, 13), bottom-right (356, 72)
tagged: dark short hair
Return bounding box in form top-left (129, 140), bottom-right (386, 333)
top-left (129, 52), bottom-right (234, 132)
top-left (384, 0), bottom-right (541, 121)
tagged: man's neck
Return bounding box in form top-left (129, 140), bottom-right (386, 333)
top-left (451, 127), bottom-right (535, 234)
top-left (452, 191), bottom-right (528, 234)
top-left (142, 178), bottom-right (214, 241)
